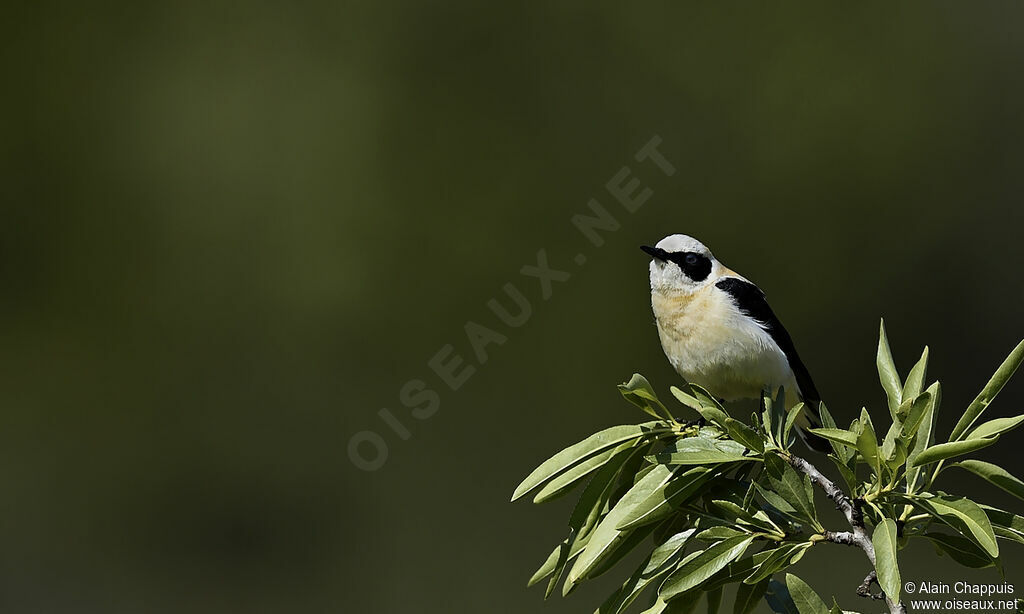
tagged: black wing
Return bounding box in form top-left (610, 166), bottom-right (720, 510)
top-left (714, 277), bottom-right (821, 406)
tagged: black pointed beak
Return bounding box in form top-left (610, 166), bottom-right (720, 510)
top-left (641, 245), bottom-right (667, 261)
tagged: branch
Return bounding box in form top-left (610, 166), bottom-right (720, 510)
top-left (857, 571), bottom-right (886, 601)
top-left (783, 452), bottom-right (907, 614)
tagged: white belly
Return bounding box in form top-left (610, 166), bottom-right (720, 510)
top-left (652, 286), bottom-right (797, 403)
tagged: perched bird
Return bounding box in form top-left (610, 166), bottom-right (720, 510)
top-left (641, 234), bottom-right (828, 452)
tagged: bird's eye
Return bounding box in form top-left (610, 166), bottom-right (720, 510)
top-left (685, 254), bottom-right (698, 265)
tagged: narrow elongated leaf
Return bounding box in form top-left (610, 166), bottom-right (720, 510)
top-left (907, 382), bottom-right (940, 491)
top-left (953, 460), bottom-right (1024, 501)
top-left (763, 454), bottom-right (819, 529)
top-left (980, 505), bottom-right (1024, 543)
top-left (744, 543), bottom-right (812, 585)
top-left (671, 386), bottom-right (706, 413)
top-left (567, 465), bottom-right (678, 585)
top-left (966, 415), bottom-right (1024, 441)
top-left (734, 578), bottom-right (769, 614)
top-left (877, 320), bottom-right (902, 417)
top-left (783, 403), bottom-right (804, 446)
top-left (650, 437), bottom-right (753, 465)
top-left (696, 527), bottom-right (748, 542)
top-left (686, 384), bottom-right (732, 428)
top-left (902, 346), bottom-right (929, 401)
top-left (950, 339), bottom-right (1024, 441)
top-left (599, 531), bottom-right (696, 614)
top-left (512, 423), bottom-right (663, 501)
top-left (660, 535), bottom-right (755, 599)
top-left (755, 483), bottom-right (800, 518)
top-left (909, 437), bottom-right (997, 468)
top-left (529, 530), bottom-right (590, 587)
top-left (645, 529), bottom-right (696, 576)
top-left (806, 428), bottom-right (859, 448)
top-left (898, 494), bottom-right (999, 558)
top-left (925, 532), bottom-right (996, 569)
top-left (856, 408), bottom-right (881, 478)
top-left (709, 499), bottom-right (778, 533)
top-left (828, 456), bottom-right (858, 494)
top-left (583, 521), bottom-right (665, 591)
top-left (619, 373), bottom-right (674, 421)
top-left (872, 519), bottom-right (900, 604)
top-left (786, 574), bottom-right (829, 614)
top-left (618, 466), bottom-right (714, 530)
top-left (725, 418), bottom-right (766, 454)
top-left (900, 392), bottom-right (932, 440)
top-left (533, 441), bottom-right (636, 503)
top-left (569, 446), bottom-right (645, 537)
top-left (818, 403), bottom-right (853, 462)
top-left (771, 388), bottom-right (787, 444)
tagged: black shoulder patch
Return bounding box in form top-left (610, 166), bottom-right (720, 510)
top-left (714, 277), bottom-right (821, 406)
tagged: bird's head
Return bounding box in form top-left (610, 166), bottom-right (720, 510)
top-left (641, 234), bottom-right (722, 294)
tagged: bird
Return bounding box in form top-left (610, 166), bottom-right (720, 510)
top-left (641, 234), bottom-right (829, 452)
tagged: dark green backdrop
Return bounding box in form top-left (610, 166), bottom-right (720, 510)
top-left (4, 2), bottom-right (1024, 612)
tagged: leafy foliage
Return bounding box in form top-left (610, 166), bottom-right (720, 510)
top-left (513, 321), bottom-right (1024, 613)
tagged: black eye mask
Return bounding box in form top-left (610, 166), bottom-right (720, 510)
top-left (641, 246), bottom-right (713, 282)
top-left (667, 251), bottom-right (712, 282)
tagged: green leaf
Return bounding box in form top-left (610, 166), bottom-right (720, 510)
top-left (579, 521), bottom-right (663, 594)
top-left (785, 574), bottom-right (829, 614)
top-left (856, 408), bottom-right (881, 478)
top-left (619, 373), bottom-right (674, 422)
top-left (899, 392), bottom-right (933, 440)
top-left (650, 437), bottom-right (753, 465)
top-left (599, 530), bottom-right (696, 614)
top-left (783, 403), bottom-right (804, 447)
top-left (512, 423), bottom-right (664, 501)
top-left (953, 460), bottom-right (1024, 501)
top-left (533, 440), bottom-right (637, 503)
top-left (898, 494), bottom-right (999, 558)
top-left (687, 384), bottom-right (732, 428)
top-left (709, 499), bottom-right (779, 534)
top-left (660, 535), bottom-right (755, 600)
top-left (980, 505), bottom-right (1024, 544)
top-left (567, 465), bottom-right (678, 585)
top-left (902, 346), bottom-right (929, 401)
top-left (744, 543), bottom-right (812, 585)
top-left (763, 454), bottom-right (820, 529)
top-left (828, 456), bottom-right (858, 494)
top-left (530, 447), bottom-right (642, 588)
top-left (872, 519), bottom-right (900, 604)
top-left (950, 339), bottom-right (1024, 441)
top-left (806, 428), bottom-right (859, 449)
top-left (765, 579), bottom-right (799, 614)
top-left (771, 388), bottom-right (787, 444)
top-left (907, 382), bottom-right (940, 491)
top-left (696, 526), bottom-right (749, 542)
top-left (617, 466), bottom-right (715, 530)
top-left (734, 578), bottom-right (769, 614)
top-left (966, 415), bottom-right (1024, 441)
top-left (925, 532), bottom-right (996, 569)
top-left (725, 418), bottom-right (766, 454)
top-left (908, 437), bottom-right (997, 468)
top-left (645, 529), bottom-right (696, 576)
top-left (877, 319), bottom-right (903, 417)
top-left (818, 403), bottom-right (853, 463)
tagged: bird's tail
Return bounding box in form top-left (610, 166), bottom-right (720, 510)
top-left (793, 401), bottom-right (831, 454)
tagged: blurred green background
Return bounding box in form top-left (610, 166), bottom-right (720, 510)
top-left (4, 2), bottom-right (1024, 612)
